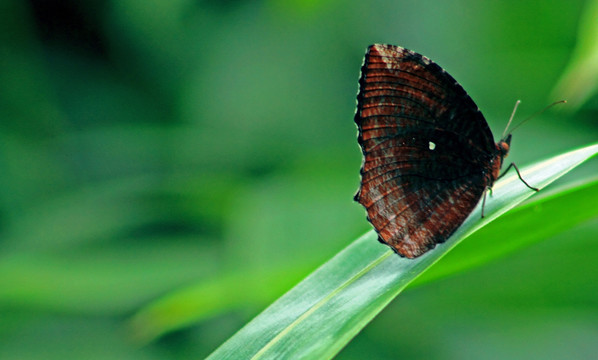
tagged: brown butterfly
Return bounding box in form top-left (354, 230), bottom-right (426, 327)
top-left (354, 44), bottom-right (537, 258)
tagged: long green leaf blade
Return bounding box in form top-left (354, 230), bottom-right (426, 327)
top-left (206, 143), bottom-right (598, 360)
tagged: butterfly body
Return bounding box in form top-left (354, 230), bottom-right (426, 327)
top-left (354, 44), bottom-right (518, 258)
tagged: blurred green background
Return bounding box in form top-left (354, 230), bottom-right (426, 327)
top-left (1, 0), bottom-right (597, 359)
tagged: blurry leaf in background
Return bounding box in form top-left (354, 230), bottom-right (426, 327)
top-left (550, 0), bottom-right (598, 111)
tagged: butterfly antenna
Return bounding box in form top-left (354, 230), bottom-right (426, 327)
top-left (502, 100), bottom-right (521, 138)
top-left (507, 100), bottom-right (567, 136)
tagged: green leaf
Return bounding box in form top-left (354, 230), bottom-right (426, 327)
top-left (550, 0), bottom-right (598, 110)
top-left (129, 163), bottom-right (598, 345)
top-left (414, 175), bottom-right (598, 286)
top-left (204, 143), bottom-right (597, 360)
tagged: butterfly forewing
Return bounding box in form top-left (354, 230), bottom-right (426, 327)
top-left (354, 44), bottom-right (497, 258)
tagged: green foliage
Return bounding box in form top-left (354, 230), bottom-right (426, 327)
top-left (204, 144), bottom-right (598, 360)
top-left (0, 1), bottom-right (597, 359)
top-left (550, 0), bottom-right (598, 110)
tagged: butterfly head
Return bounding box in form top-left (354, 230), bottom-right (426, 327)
top-left (497, 134), bottom-right (512, 158)
top-left (490, 134), bottom-right (512, 183)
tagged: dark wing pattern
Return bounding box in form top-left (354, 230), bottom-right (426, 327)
top-left (354, 44), bottom-right (496, 258)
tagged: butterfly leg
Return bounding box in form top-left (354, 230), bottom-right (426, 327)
top-left (481, 187), bottom-right (488, 218)
top-left (498, 162), bottom-right (539, 191)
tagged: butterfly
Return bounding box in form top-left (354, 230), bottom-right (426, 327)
top-left (354, 44), bottom-right (538, 258)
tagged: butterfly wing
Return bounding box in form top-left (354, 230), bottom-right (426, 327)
top-left (354, 44), bottom-right (496, 258)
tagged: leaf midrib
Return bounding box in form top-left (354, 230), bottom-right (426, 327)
top-left (250, 250), bottom-right (394, 359)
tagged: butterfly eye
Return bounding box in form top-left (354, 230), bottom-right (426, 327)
top-left (498, 141), bottom-right (510, 155)
top-left (428, 141), bottom-right (436, 150)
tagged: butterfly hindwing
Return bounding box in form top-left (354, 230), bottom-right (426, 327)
top-left (355, 44), bottom-right (497, 258)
